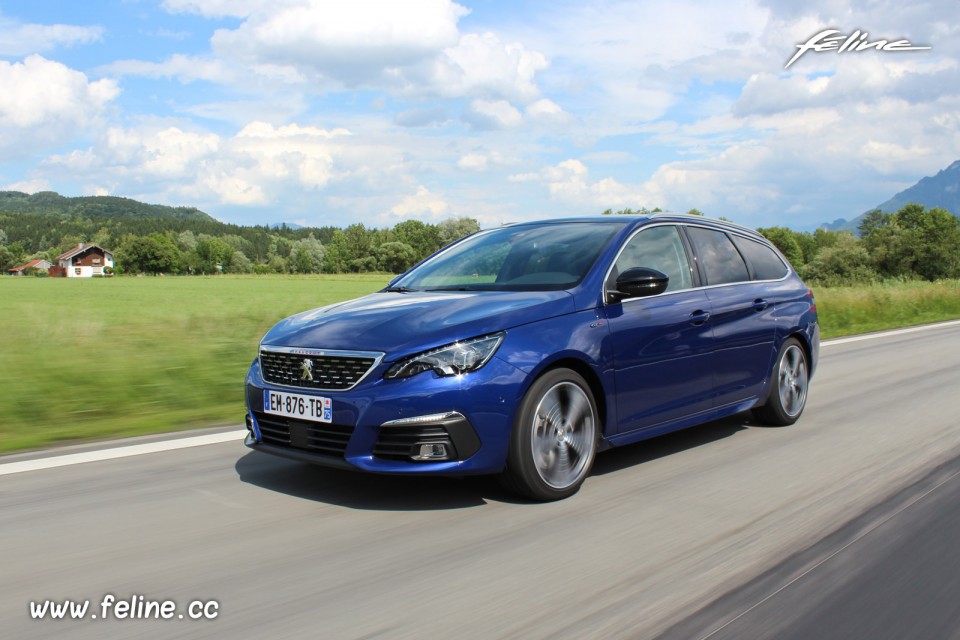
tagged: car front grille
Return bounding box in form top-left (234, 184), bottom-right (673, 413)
top-left (373, 425), bottom-right (453, 461)
top-left (259, 348), bottom-right (381, 390)
top-left (253, 411), bottom-right (354, 457)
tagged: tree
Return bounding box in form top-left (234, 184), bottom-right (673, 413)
top-left (758, 227), bottom-right (805, 266)
top-left (119, 233), bottom-right (182, 274)
top-left (322, 230), bottom-right (349, 273)
top-left (0, 244), bottom-right (13, 270)
top-left (228, 250), bottom-right (252, 273)
top-left (195, 237), bottom-right (234, 274)
top-left (393, 220), bottom-right (442, 261)
top-left (799, 233), bottom-right (878, 286)
top-left (0, 228), bottom-right (11, 270)
top-left (437, 217), bottom-right (480, 246)
top-left (858, 209), bottom-right (893, 239)
top-left (376, 241), bottom-right (417, 273)
top-left (288, 235), bottom-right (325, 273)
top-left (348, 256), bottom-right (378, 272)
top-left (858, 204), bottom-right (960, 280)
top-left (177, 230), bottom-right (198, 252)
top-left (894, 205), bottom-right (960, 280)
top-left (343, 223), bottom-right (372, 261)
top-left (289, 245), bottom-right (313, 274)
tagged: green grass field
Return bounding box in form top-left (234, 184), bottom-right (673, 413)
top-left (1, 275), bottom-right (958, 453)
top-left (0, 274), bottom-right (389, 452)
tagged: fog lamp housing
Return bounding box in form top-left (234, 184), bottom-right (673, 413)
top-left (412, 442), bottom-right (451, 461)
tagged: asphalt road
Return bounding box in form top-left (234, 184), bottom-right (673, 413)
top-left (2, 322), bottom-right (960, 639)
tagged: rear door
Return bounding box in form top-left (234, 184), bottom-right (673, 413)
top-left (683, 226), bottom-right (778, 408)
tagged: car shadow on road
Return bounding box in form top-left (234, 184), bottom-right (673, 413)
top-left (591, 412), bottom-right (754, 476)
top-left (234, 451), bottom-right (521, 510)
top-left (236, 411), bottom-right (760, 510)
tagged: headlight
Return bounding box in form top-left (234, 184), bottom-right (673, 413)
top-left (384, 333), bottom-right (505, 380)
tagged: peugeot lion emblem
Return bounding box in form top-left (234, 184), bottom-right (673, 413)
top-left (300, 358), bottom-right (314, 382)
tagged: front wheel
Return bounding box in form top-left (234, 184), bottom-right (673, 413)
top-left (501, 368), bottom-right (599, 501)
top-left (754, 338), bottom-right (809, 426)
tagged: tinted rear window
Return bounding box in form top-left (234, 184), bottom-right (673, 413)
top-left (685, 227), bottom-right (749, 286)
top-left (731, 235), bottom-right (789, 280)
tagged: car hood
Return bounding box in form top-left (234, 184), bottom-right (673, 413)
top-left (260, 290), bottom-right (576, 357)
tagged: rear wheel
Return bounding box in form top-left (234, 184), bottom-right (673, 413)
top-left (501, 368), bottom-right (599, 501)
top-left (754, 338), bottom-right (808, 426)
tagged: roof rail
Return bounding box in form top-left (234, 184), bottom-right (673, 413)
top-left (649, 212), bottom-right (763, 239)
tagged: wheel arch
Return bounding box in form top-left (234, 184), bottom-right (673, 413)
top-left (528, 356), bottom-right (610, 440)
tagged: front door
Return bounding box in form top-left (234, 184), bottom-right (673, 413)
top-left (603, 225), bottom-right (715, 433)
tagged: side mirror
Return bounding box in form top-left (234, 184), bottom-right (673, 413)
top-left (609, 267), bottom-right (669, 302)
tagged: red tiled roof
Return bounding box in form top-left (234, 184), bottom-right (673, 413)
top-left (7, 259), bottom-right (49, 272)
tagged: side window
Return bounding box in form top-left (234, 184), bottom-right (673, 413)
top-left (612, 225), bottom-right (693, 292)
top-left (685, 227), bottom-right (749, 286)
top-left (731, 235), bottom-right (789, 281)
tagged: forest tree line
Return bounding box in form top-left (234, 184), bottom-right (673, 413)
top-left (758, 204), bottom-right (960, 285)
top-left (0, 210), bottom-right (481, 276)
top-left (2, 196), bottom-right (959, 284)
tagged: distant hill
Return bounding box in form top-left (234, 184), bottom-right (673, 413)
top-left (0, 190), bottom-right (345, 259)
top-left (822, 160), bottom-right (960, 232)
top-left (0, 191), bottom-right (216, 223)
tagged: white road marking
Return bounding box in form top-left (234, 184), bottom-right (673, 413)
top-left (0, 430), bottom-right (247, 477)
top-left (822, 319), bottom-right (960, 347)
top-left (2, 319), bottom-right (958, 477)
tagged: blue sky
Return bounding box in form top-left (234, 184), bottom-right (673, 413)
top-left (1, 1), bottom-right (957, 230)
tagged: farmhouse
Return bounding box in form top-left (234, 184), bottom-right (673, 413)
top-left (7, 258), bottom-right (53, 276)
top-left (56, 243), bottom-right (114, 278)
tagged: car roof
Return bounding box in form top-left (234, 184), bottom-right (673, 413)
top-left (500, 214), bottom-right (768, 242)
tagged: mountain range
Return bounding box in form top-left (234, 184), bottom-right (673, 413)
top-left (821, 159), bottom-right (960, 232)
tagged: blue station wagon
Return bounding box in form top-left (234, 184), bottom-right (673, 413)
top-left (245, 214), bottom-right (819, 500)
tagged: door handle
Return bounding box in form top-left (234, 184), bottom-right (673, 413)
top-left (689, 310), bottom-right (710, 326)
top-left (752, 298), bottom-right (769, 312)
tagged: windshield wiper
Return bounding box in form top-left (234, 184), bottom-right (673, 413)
top-left (384, 285), bottom-right (417, 293)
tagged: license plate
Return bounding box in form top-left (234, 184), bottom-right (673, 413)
top-left (263, 389), bottom-right (332, 423)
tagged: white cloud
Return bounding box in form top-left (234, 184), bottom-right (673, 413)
top-left (0, 18), bottom-right (103, 56)
top-left (210, 0), bottom-right (468, 86)
top-left (40, 119), bottom-right (408, 214)
top-left (386, 185), bottom-right (450, 222)
top-left (462, 99), bottom-right (523, 130)
top-left (139, 1), bottom-right (553, 110)
top-left (510, 159), bottom-right (657, 211)
top-left (456, 148), bottom-right (513, 171)
top-left (429, 32), bottom-right (548, 103)
top-left (0, 56), bottom-right (119, 157)
top-left (525, 98), bottom-right (574, 126)
top-left (3, 178), bottom-right (50, 194)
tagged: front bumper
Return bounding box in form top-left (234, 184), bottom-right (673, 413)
top-left (244, 355), bottom-right (526, 475)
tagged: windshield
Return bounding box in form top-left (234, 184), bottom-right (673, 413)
top-left (390, 222), bottom-right (624, 291)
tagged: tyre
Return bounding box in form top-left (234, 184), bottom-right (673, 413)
top-left (754, 337), bottom-right (809, 426)
top-left (501, 368), bottom-right (599, 501)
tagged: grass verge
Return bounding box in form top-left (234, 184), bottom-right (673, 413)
top-left (814, 279), bottom-right (960, 339)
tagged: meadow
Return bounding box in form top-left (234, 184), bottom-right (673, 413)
top-left (1, 275), bottom-right (958, 453)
